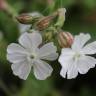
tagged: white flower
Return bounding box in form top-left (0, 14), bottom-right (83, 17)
top-left (18, 12), bottom-right (43, 34)
top-left (59, 33), bottom-right (96, 79)
top-left (7, 31), bottom-right (58, 80)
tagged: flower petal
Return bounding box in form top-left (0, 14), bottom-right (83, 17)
top-left (58, 48), bottom-right (75, 67)
top-left (39, 42), bottom-right (58, 61)
top-left (33, 60), bottom-right (53, 80)
top-left (59, 58), bottom-right (78, 79)
top-left (7, 43), bottom-right (26, 54)
top-left (72, 33), bottom-right (91, 51)
top-left (82, 41), bottom-right (96, 54)
top-left (78, 56), bottom-right (96, 74)
top-left (67, 59), bottom-right (78, 79)
top-left (60, 68), bottom-right (67, 78)
top-left (59, 48), bottom-right (78, 79)
top-left (40, 53), bottom-right (58, 61)
top-left (11, 60), bottom-right (31, 80)
top-left (19, 32), bottom-right (42, 51)
top-left (61, 48), bottom-right (75, 56)
top-left (7, 53), bottom-right (26, 63)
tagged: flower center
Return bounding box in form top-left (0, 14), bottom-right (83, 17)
top-left (73, 52), bottom-right (81, 60)
top-left (30, 55), bottom-right (35, 59)
top-left (30, 52), bottom-right (37, 59)
top-left (27, 53), bottom-right (37, 62)
top-left (75, 53), bottom-right (81, 58)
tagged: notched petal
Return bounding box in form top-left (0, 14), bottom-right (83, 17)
top-left (11, 60), bottom-right (31, 80)
top-left (7, 43), bottom-right (26, 54)
top-left (33, 60), bottom-right (53, 80)
top-left (72, 33), bottom-right (91, 50)
top-left (19, 32), bottom-right (42, 50)
top-left (39, 42), bottom-right (58, 61)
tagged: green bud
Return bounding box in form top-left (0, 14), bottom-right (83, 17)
top-left (55, 8), bottom-right (66, 28)
top-left (45, 31), bottom-right (53, 41)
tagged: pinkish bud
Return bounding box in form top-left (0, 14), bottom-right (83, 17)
top-left (58, 31), bottom-right (74, 48)
top-left (0, 0), bottom-right (7, 10)
top-left (16, 14), bottom-right (33, 24)
top-left (35, 15), bottom-right (56, 31)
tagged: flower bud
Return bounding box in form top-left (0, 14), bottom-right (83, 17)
top-left (35, 14), bottom-right (57, 31)
top-left (16, 13), bottom-right (43, 24)
top-left (55, 8), bottom-right (66, 28)
top-left (0, 0), bottom-right (7, 10)
top-left (58, 32), bottom-right (74, 48)
top-left (45, 31), bottom-right (53, 41)
top-left (16, 14), bottom-right (33, 24)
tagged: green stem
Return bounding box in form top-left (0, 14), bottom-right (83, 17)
top-left (3, 1), bottom-right (18, 22)
top-left (48, 0), bottom-right (56, 14)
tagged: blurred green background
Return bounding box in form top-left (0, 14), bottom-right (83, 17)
top-left (0, 0), bottom-right (96, 96)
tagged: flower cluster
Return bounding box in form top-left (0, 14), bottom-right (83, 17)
top-left (7, 8), bottom-right (96, 80)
